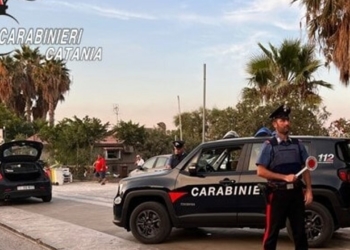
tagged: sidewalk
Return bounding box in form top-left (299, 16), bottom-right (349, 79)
top-left (0, 206), bottom-right (159, 250)
top-left (0, 181), bottom-right (160, 250)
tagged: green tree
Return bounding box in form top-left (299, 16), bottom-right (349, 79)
top-left (112, 120), bottom-right (147, 150)
top-left (233, 98), bottom-right (330, 136)
top-left (244, 39), bottom-right (333, 106)
top-left (0, 104), bottom-right (37, 141)
top-left (13, 45), bottom-right (43, 122)
top-left (39, 116), bottom-right (109, 166)
top-left (35, 59), bottom-right (71, 126)
top-left (173, 107), bottom-right (238, 145)
top-left (292, 0), bottom-right (350, 85)
top-left (206, 107), bottom-right (238, 140)
top-left (173, 108), bottom-right (204, 143)
top-left (328, 118), bottom-right (350, 137)
top-left (0, 55), bottom-right (26, 117)
top-left (137, 128), bottom-right (174, 159)
top-left (0, 46), bottom-right (72, 124)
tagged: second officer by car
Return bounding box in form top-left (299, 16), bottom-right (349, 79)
top-left (166, 140), bottom-right (187, 169)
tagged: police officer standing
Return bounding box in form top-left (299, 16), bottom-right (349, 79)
top-left (166, 140), bottom-right (187, 169)
top-left (256, 104), bottom-right (313, 250)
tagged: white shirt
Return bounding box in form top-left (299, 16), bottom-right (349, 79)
top-left (136, 158), bottom-right (144, 166)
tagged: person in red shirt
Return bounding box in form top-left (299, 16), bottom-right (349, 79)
top-left (94, 154), bottom-right (107, 185)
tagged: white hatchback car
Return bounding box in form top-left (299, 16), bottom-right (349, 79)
top-left (128, 154), bottom-right (171, 177)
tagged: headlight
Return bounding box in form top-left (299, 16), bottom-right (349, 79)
top-left (114, 196), bottom-right (122, 204)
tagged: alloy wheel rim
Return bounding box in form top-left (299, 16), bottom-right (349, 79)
top-left (136, 209), bottom-right (161, 238)
top-left (305, 209), bottom-right (323, 242)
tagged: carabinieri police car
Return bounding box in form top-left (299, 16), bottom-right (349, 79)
top-left (112, 130), bottom-right (350, 248)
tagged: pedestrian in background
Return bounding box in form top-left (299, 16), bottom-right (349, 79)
top-left (135, 155), bottom-right (145, 169)
top-left (94, 154), bottom-right (107, 185)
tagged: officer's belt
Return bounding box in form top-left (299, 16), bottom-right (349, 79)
top-left (267, 181), bottom-right (302, 191)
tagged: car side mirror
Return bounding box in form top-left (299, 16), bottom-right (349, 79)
top-left (188, 163), bottom-right (197, 176)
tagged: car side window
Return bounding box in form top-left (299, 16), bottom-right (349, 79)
top-left (248, 143), bottom-right (262, 171)
top-left (195, 145), bottom-right (243, 173)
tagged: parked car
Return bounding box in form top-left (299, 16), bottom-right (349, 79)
top-left (0, 140), bottom-right (52, 203)
top-left (113, 133), bottom-right (350, 248)
top-left (128, 154), bottom-right (171, 177)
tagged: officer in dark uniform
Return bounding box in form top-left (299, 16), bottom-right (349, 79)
top-left (167, 140), bottom-right (187, 169)
top-left (256, 104), bottom-right (313, 250)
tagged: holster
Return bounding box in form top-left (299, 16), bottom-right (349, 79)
top-left (257, 183), bottom-right (269, 204)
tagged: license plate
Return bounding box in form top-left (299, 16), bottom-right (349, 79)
top-left (286, 184), bottom-right (294, 190)
top-left (17, 185), bottom-right (35, 190)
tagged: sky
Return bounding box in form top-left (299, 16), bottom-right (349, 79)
top-left (2, 0), bottom-right (350, 130)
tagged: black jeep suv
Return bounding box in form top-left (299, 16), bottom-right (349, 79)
top-left (113, 135), bottom-right (350, 248)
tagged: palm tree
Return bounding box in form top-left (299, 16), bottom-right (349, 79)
top-left (13, 45), bottom-right (43, 122)
top-left (292, 0), bottom-right (350, 86)
top-left (36, 58), bottom-right (71, 126)
top-left (0, 56), bottom-right (27, 117)
top-left (0, 56), bottom-right (15, 107)
top-left (244, 39), bottom-right (333, 107)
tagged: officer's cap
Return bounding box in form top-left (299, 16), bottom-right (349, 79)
top-left (269, 104), bottom-right (291, 119)
top-left (173, 140), bottom-right (185, 148)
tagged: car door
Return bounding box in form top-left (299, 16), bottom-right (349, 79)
top-left (236, 141), bottom-right (267, 227)
top-left (172, 141), bottom-right (249, 227)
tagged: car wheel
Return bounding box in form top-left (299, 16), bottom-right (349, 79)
top-left (287, 202), bottom-right (334, 248)
top-left (130, 201), bottom-right (172, 244)
top-left (42, 194), bottom-right (52, 202)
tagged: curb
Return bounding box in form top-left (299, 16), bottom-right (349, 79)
top-left (0, 206), bottom-right (159, 250)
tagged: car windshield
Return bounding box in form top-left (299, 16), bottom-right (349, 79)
top-left (142, 157), bottom-right (157, 169)
top-left (3, 145), bottom-right (39, 158)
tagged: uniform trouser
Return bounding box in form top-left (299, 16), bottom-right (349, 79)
top-left (263, 188), bottom-right (308, 250)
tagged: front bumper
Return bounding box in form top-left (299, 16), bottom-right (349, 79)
top-left (113, 196), bottom-right (126, 228)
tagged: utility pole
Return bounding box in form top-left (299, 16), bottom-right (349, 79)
top-left (202, 63), bottom-right (206, 143)
top-left (177, 95), bottom-right (183, 140)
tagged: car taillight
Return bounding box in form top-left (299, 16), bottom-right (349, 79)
top-left (44, 171), bottom-right (50, 179)
top-left (0, 173), bottom-right (3, 181)
top-left (338, 169), bottom-right (350, 182)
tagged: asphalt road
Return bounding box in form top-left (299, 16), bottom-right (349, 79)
top-left (1, 182), bottom-right (350, 250)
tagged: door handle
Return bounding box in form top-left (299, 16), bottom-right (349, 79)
top-left (219, 178), bottom-right (236, 186)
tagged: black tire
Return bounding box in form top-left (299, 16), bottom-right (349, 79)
top-left (42, 194), bottom-right (52, 202)
top-left (287, 202), bottom-right (334, 248)
top-left (130, 201), bottom-right (172, 244)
